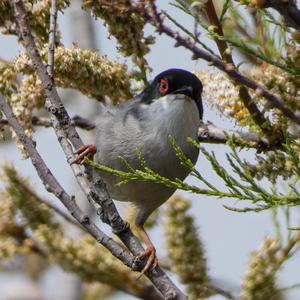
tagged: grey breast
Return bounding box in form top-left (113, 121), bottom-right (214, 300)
top-left (94, 97), bottom-right (199, 206)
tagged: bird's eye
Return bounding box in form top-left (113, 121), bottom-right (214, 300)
top-left (159, 79), bottom-right (169, 94)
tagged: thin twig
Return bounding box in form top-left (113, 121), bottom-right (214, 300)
top-left (141, 3), bottom-right (300, 126)
top-left (0, 115), bottom-right (96, 130)
top-left (10, 1), bottom-right (186, 297)
top-left (198, 122), bottom-right (272, 149)
top-left (0, 222), bottom-right (46, 256)
top-left (278, 282), bottom-right (300, 292)
top-left (244, 0), bottom-right (300, 29)
top-left (0, 57), bottom-right (10, 64)
top-left (267, 0), bottom-right (300, 29)
top-left (1, 115), bottom-right (285, 149)
top-left (71, 114), bottom-right (95, 130)
top-left (39, 197), bottom-right (85, 229)
top-left (47, 0), bottom-right (57, 78)
top-left (204, 0), bottom-right (273, 137)
top-left (206, 283), bottom-right (236, 299)
top-left (16, 177), bottom-right (84, 230)
top-left (278, 231), bottom-right (300, 264)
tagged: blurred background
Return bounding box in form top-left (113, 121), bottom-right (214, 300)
top-left (0, 0), bottom-right (299, 299)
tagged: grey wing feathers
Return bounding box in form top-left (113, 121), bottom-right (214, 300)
top-left (95, 99), bottom-right (145, 171)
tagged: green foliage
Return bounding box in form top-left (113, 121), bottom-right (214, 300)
top-left (173, 0), bottom-right (300, 76)
top-left (219, 34), bottom-right (300, 76)
top-left (89, 135), bottom-right (300, 212)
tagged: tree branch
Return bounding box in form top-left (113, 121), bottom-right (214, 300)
top-left (11, 0), bottom-right (126, 234)
top-left (204, 0), bottom-right (273, 137)
top-left (0, 115), bottom-right (96, 130)
top-left (198, 122), bottom-right (272, 149)
top-left (0, 222), bottom-right (47, 257)
top-left (277, 231), bottom-right (300, 264)
top-left (10, 1), bottom-right (186, 298)
top-left (47, 0), bottom-right (57, 78)
top-left (0, 57), bottom-right (10, 64)
top-left (0, 92), bottom-right (168, 300)
top-left (1, 115), bottom-right (283, 149)
top-left (231, 0), bottom-right (300, 29)
top-left (142, 3), bottom-right (300, 126)
top-left (261, 0), bottom-right (300, 29)
top-left (0, 92), bottom-right (135, 268)
top-left (206, 283), bottom-right (236, 300)
top-left (16, 178), bottom-right (84, 230)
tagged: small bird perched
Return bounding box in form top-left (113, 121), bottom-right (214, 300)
top-left (73, 68), bottom-right (203, 274)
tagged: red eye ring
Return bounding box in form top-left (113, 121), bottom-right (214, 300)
top-left (159, 79), bottom-right (169, 94)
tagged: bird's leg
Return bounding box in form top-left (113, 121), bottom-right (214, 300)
top-left (71, 144), bottom-right (97, 164)
top-left (136, 224), bottom-right (158, 277)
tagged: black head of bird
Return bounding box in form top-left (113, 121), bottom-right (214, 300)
top-left (139, 68), bottom-right (203, 119)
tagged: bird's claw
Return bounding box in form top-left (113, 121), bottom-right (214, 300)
top-left (136, 246), bottom-right (158, 280)
top-left (70, 144), bottom-right (97, 165)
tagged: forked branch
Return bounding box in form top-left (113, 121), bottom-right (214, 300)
top-left (141, 2), bottom-right (300, 126)
top-left (9, 0), bottom-right (187, 298)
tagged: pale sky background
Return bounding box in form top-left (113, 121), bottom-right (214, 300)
top-left (0, 1), bottom-right (300, 300)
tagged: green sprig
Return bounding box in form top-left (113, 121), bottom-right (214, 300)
top-left (88, 136), bottom-right (300, 212)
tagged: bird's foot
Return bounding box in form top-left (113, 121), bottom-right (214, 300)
top-left (71, 144), bottom-right (97, 165)
top-left (136, 245), bottom-right (158, 279)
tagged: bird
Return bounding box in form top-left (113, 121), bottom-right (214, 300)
top-left (72, 68), bottom-right (203, 275)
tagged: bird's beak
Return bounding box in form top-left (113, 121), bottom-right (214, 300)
top-left (172, 86), bottom-right (193, 98)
